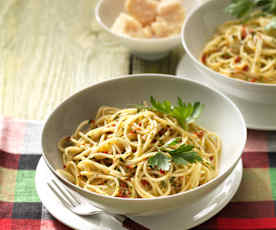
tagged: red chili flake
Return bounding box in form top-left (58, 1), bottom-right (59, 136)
top-left (138, 122), bottom-right (142, 126)
top-left (158, 128), bottom-right (166, 136)
top-left (242, 65), bottom-right (249, 71)
top-left (103, 151), bottom-right (108, 154)
top-left (121, 183), bottom-right (127, 188)
top-left (234, 56), bottom-right (241, 63)
top-left (141, 179), bottom-right (149, 186)
top-left (201, 54), bottom-right (207, 64)
top-left (210, 156), bottom-right (214, 161)
top-left (118, 189), bottom-right (129, 198)
top-left (130, 130), bottom-right (136, 135)
top-left (195, 131), bottom-right (204, 138)
top-left (89, 119), bottom-right (95, 124)
top-left (112, 124), bottom-right (116, 127)
top-left (160, 170), bottom-right (165, 174)
top-left (250, 78), bottom-right (257, 82)
top-left (118, 191), bottom-right (123, 197)
top-left (63, 165), bottom-right (66, 168)
top-left (241, 27), bottom-right (247, 40)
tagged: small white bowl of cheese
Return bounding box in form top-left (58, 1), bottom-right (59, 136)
top-left (95, 0), bottom-right (200, 60)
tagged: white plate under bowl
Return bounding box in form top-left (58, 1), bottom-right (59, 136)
top-left (177, 55), bottom-right (276, 131)
top-left (35, 157), bottom-right (242, 230)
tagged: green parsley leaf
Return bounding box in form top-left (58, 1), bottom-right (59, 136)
top-left (150, 96), bottom-right (172, 114)
top-left (256, 0), bottom-right (276, 14)
top-left (168, 144), bottom-right (194, 155)
top-left (172, 151), bottom-right (202, 165)
top-left (149, 97), bottom-right (204, 130)
top-left (225, 0), bottom-right (276, 22)
top-left (164, 137), bottom-right (182, 147)
top-left (148, 144), bottom-right (202, 171)
top-left (225, 0), bottom-right (255, 19)
top-left (148, 152), bottom-right (170, 171)
top-left (185, 101), bottom-right (204, 124)
top-left (169, 144), bottom-right (202, 166)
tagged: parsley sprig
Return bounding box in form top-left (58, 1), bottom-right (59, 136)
top-left (225, 0), bottom-right (256, 19)
top-left (148, 138), bottom-right (202, 171)
top-left (138, 97), bottom-right (204, 130)
top-left (148, 153), bottom-right (171, 171)
top-left (225, 0), bottom-right (276, 30)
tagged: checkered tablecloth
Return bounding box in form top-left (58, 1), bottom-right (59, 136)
top-left (1, 117), bottom-right (276, 230)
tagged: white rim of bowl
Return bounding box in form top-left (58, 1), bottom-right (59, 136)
top-left (181, 0), bottom-right (276, 88)
top-left (42, 73), bottom-right (247, 201)
top-left (94, 0), bottom-right (180, 43)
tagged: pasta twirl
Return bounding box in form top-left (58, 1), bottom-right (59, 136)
top-left (57, 105), bottom-right (221, 198)
top-left (201, 16), bottom-right (276, 84)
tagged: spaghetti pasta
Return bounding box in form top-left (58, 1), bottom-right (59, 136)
top-left (57, 105), bottom-right (221, 198)
top-left (201, 15), bottom-right (276, 84)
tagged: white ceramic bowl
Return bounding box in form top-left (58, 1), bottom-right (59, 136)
top-left (95, 0), bottom-right (200, 60)
top-left (182, 0), bottom-right (276, 105)
top-left (41, 74), bottom-right (246, 216)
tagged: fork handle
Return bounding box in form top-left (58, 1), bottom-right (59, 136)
top-left (112, 215), bottom-right (150, 230)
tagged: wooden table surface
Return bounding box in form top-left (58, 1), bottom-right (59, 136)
top-left (0, 0), bottom-right (195, 121)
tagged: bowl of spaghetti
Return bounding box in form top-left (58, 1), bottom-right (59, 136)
top-left (182, 0), bottom-right (276, 104)
top-left (41, 74), bottom-right (246, 216)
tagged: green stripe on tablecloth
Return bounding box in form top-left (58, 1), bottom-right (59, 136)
top-left (14, 170), bottom-right (40, 202)
top-left (269, 168), bottom-right (276, 200)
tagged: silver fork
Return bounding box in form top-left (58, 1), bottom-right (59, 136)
top-left (47, 179), bottom-right (150, 230)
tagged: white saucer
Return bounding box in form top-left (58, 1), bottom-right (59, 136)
top-left (35, 158), bottom-right (242, 230)
top-left (177, 55), bottom-right (276, 131)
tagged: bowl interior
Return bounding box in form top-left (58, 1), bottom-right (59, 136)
top-left (97, 0), bottom-right (125, 28)
top-left (42, 74), bottom-right (246, 195)
top-left (183, 0), bottom-right (232, 60)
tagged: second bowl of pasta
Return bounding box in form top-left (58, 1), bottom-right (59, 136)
top-left (41, 74), bottom-right (246, 216)
top-left (182, 0), bottom-right (276, 104)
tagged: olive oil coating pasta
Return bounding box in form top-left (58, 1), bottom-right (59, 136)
top-left (201, 16), bottom-right (276, 84)
top-left (57, 106), bottom-right (221, 198)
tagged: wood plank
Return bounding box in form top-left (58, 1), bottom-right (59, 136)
top-left (0, 0), bottom-right (130, 120)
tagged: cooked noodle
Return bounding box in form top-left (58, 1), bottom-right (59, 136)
top-left (57, 105), bottom-right (221, 198)
top-left (201, 15), bottom-right (276, 84)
